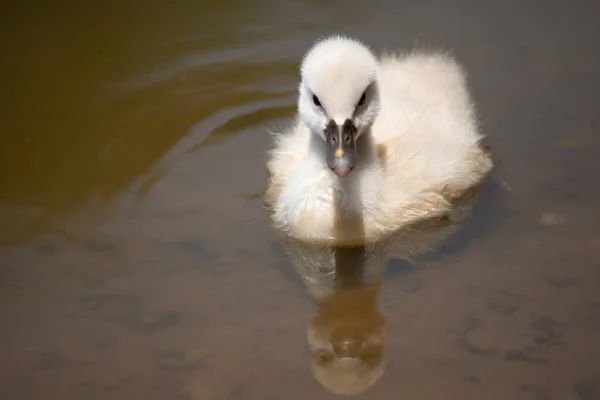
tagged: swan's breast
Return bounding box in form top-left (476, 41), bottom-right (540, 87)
top-left (273, 165), bottom-right (337, 239)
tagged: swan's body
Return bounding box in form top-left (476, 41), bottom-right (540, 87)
top-left (266, 36), bottom-right (492, 246)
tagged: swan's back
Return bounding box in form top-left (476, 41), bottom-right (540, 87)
top-left (372, 52), bottom-right (492, 225)
top-left (375, 51), bottom-right (479, 144)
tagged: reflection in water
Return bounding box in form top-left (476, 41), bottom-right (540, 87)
top-left (283, 239), bottom-right (387, 396)
top-left (275, 185), bottom-right (483, 395)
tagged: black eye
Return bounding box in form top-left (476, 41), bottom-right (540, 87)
top-left (312, 94), bottom-right (321, 107)
top-left (357, 91), bottom-right (366, 107)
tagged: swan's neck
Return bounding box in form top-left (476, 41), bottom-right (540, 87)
top-left (304, 127), bottom-right (381, 243)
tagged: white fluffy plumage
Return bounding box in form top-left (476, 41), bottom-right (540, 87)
top-left (266, 35), bottom-right (493, 246)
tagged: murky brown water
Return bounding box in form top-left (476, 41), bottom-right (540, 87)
top-left (1, 0), bottom-right (600, 399)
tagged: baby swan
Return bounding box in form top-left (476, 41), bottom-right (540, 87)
top-left (266, 35), bottom-right (493, 246)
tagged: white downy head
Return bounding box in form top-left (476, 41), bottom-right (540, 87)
top-left (298, 35), bottom-right (380, 177)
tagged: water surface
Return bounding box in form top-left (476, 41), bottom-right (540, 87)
top-left (1, 1), bottom-right (599, 399)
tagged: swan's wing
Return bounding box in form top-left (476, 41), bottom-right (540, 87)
top-left (265, 120), bottom-right (313, 206)
top-left (369, 51), bottom-right (493, 231)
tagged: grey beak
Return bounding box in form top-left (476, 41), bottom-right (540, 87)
top-left (325, 119), bottom-right (357, 177)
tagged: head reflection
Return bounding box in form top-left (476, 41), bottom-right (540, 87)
top-left (275, 187), bottom-right (482, 396)
top-left (301, 243), bottom-right (387, 396)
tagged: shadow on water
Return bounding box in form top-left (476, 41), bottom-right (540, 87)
top-left (385, 173), bottom-right (509, 279)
